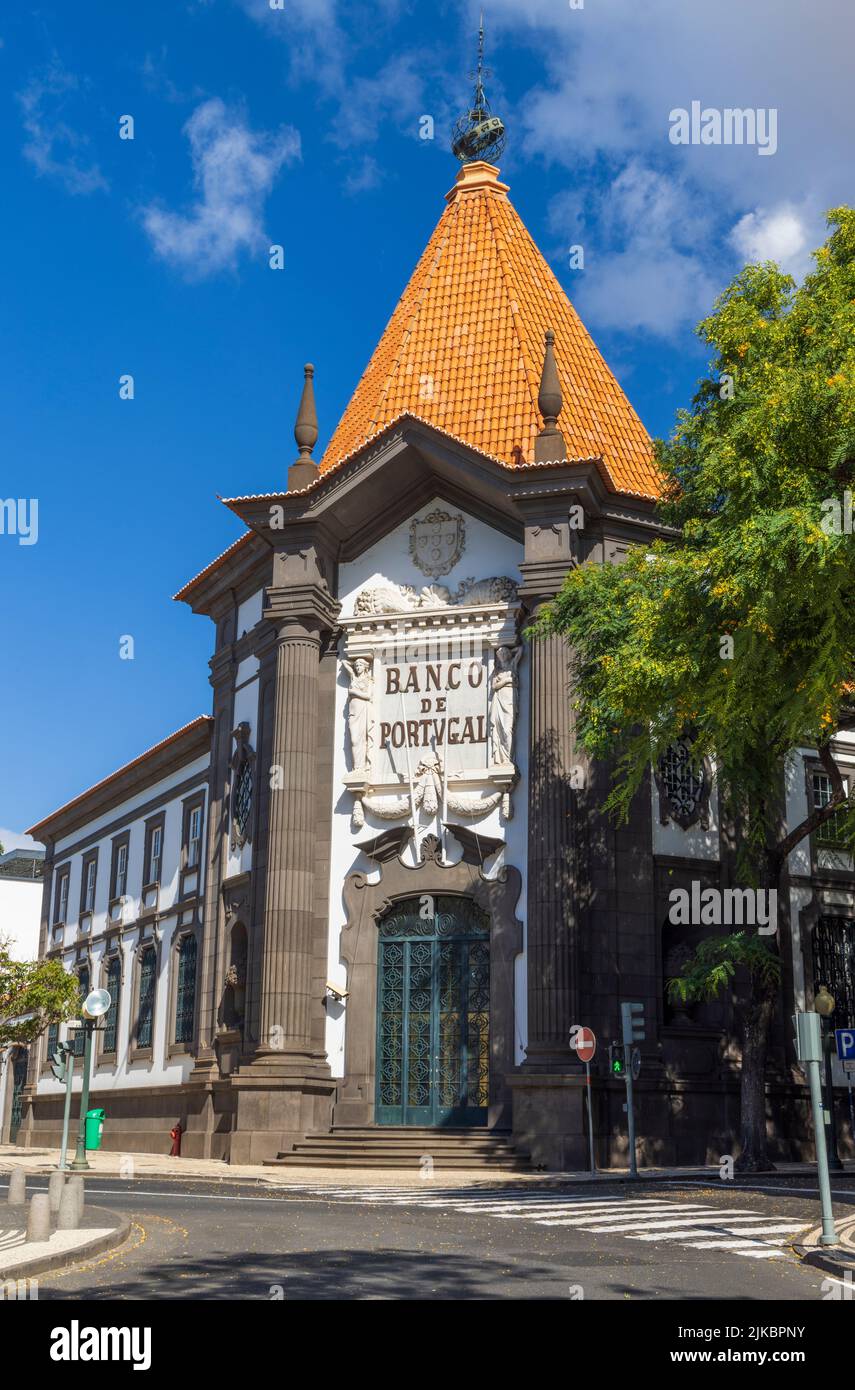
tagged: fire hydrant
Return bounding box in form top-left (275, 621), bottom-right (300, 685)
top-left (170, 1122), bottom-right (183, 1157)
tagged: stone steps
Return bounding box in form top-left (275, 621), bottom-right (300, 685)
top-left (264, 1126), bottom-right (531, 1170)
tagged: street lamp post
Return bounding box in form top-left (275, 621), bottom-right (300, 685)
top-left (69, 988), bottom-right (112, 1174)
top-left (814, 985), bottom-right (844, 1173)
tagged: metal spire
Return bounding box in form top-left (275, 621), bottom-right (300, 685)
top-left (451, 13), bottom-right (506, 164)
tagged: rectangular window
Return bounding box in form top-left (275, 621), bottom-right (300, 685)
top-left (102, 956), bottom-right (122, 1054)
top-left (73, 967), bottom-right (90, 1057)
top-left (175, 934), bottom-right (198, 1045)
top-left (149, 825), bottom-right (162, 883)
top-left (54, 869), bottom-right (70, 924)
top-left (46, 1021), bottom-right (59, 1064)
top-left (116, 843), bottom-right (128, 898)
top-left (81, 856), bottom-right (97, 914)
top-left (136, 946), bottom-right (156, 1050)
top-left (187, 805), bottom-right (202, 870)
top-left (812, 771), bottom-right (850, 849)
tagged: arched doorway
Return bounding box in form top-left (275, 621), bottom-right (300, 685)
top-left (376, 895), bottom-right (489, 1127)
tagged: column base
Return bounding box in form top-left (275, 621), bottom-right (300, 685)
top-left (508, 1071), bottom-right (589, 1171)
top-left (228, 1066), bottom-right (337, 1164)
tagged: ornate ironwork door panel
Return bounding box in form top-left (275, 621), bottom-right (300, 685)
top-left (9, 1048), bottom-right (28, 1143)
top-left (376, 896), bottom-right (489, 1126)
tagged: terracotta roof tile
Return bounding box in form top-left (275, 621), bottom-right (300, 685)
top-left (320, 162), bottom-right (660, 500)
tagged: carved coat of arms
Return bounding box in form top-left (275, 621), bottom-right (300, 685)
top-left (409, 509), bottom-right (465, 579)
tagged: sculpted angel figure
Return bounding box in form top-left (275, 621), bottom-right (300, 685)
top-left (489, 644), bottom-right (522, 766)
top-left (343, 657), bottom-right (374, 773)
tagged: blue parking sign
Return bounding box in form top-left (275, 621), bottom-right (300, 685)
top-left (835, 1028), bottom-right (855, 1061)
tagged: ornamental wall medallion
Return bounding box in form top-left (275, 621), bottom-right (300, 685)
top-left (409, 509), bottom-right (465, 579)
top-left (655, 737), bottom-right (711, 832)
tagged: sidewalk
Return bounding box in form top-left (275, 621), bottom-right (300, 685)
top-left (2, 1144), bottom-right (854, 1190)
top-left (794, 1213), bottom-right (855, 1283)
top-left (0, 1207), bottom-right (131, 1282)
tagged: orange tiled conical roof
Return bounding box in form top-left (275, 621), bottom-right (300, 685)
top-left (320, 161), bottom-right (660, 499)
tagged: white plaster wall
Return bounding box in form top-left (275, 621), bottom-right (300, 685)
top-left (651, 774), bottom-right (720, 860)
top-left (786, 743), bottom-right (855, 876)
top-left (36, 757), bottom-right (210, 1096)
top-left (325, 499), bottom-right (529, 1075)
top-left (236, 588), bottom-right (263, 639)
top-left (0, 878), bottom-right (42, 960)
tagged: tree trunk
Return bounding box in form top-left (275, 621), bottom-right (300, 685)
top-left (735, 848), bottom-right (782, 1172)
top-left (735, 988), bottom-right (777, 1171)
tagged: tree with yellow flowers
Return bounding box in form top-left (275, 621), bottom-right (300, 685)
top-left (538, 207), bottom-right (855, 1171)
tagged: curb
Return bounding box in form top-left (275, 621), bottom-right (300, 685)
top-left (0, 1206), bottom-right (131, 1282)
top-left (793, 1215), bottom-right (855, 1281)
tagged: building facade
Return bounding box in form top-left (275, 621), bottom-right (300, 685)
top-left (0, 846), bottom-right (44, 1143)
top-left (19, 160), bottom-right (854, 1167)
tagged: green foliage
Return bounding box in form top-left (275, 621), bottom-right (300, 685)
top-left (666, 933), bottom-right (782, 1006)
top-left (0, 938), bottom-right (81, 1046)
top-left (537, 208), bottom-right (855, 872)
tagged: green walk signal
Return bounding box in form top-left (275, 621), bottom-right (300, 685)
top-left (609, 1043), bottom-right (625, 1077)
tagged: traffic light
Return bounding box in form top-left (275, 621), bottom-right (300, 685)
top-left (50, 1042), bottom-right (72, 1083)
top-left (608, 1043), bottom-right (625, 1077)
top-left (621, 1001), bottom-right (645, 1045)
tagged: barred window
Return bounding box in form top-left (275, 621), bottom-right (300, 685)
top-left (655, 735), bottom-right (709, 831)
top-left (812, 917), bottom-right (855, 1028)
top-left (137, 946), bottom-right (156, 1050)
top-left (73, 967), bottom-right (90, 1056)
top-left (175, 935), bottom-right (197, 1045)
top-left (233, 760), bottom-right (253, 847)
top-left (102, 957), bottom-right (121, 1054)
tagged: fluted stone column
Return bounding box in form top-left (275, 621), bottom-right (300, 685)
top-left (256, 615), bottom-right (328, 1067)
top-left (228, 570), bottom-right (339, 1163)
top-left (524, 629), bottom-right (579, 1066)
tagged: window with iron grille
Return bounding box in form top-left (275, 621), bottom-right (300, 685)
top-left (232, 760), bottom-right (253, 848)
top-left (46, 1020), bottom-right (59, 1064)
top-left (175, 935), bottom-right (197, 1045)
top-left (102, 957), bottom-right (121, 1053)
top-left (812, 917), bottom-right (855, 1029)
top-left (812, 771), bottom-right (851, 849)
top-left (137, 946), bottom-right (156, 1049)
top-left (73, 967), bottom-right (90, 1056)
top-left (654, 735), bottom-right (710, 831)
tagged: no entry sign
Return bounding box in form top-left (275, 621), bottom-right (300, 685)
top-left (571, 1026), bottom-right (597, 1063)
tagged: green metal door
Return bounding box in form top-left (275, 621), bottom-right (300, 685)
top-left (9, 1048), bottom-right (28, 1143)
top-left (376, 896), bottom-right (490, 1127)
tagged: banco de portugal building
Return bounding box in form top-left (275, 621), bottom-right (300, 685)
top-left (18, 121), bottom-right (851, 1171)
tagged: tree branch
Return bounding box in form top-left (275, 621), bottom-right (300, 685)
top-left (773, 739), bottom-right (848, 871)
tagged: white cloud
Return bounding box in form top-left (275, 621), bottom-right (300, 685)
top-left (0, 828), bottom-right (38, 852)
top-left (141, 99), bottom-right (300, 279)
top-left (729, 204), bottom-right (814, 280)
top-left (552, 162), bottom-right (718, 338)
top-left (17, 57), bottom-right (108, 196)
top-left (343, 154), bottom-right (383, 195)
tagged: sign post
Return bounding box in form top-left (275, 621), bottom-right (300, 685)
top-left (795, 1011), bottom-right (838, 1245)
top-left (570, 1026), bottom-right (597, 1176)
top-left (835, 1029), bottom-right (855, 1161)
top-left (620, 1003), bottom-right (645, 1179)
top-left (50, 1039), bottom-right (75, 1171)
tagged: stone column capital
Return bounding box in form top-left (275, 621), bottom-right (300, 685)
top-left (264, 583), bottom-right (341, 644)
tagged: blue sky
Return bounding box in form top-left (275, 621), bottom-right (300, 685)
top-left (2, 0), bottom-right (853, 842)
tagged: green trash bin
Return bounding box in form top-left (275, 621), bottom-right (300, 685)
top-left (84, 1108), bottom-right (105, 1150)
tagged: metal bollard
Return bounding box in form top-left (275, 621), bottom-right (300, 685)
top-left (48, 1169), bottom-right (65, 1215)
top-left (7, 1168), bottom-right (26, 1206)
top-left (26, 1192), bottom-right (51, 1243)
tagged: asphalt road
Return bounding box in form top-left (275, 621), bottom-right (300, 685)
top-left (6, 1175), bottom-right (853, 1301)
